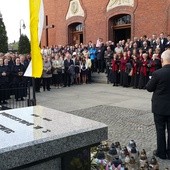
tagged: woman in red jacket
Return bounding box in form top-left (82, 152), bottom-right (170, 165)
top-left (120, 52), bottom-right (128, 86)
top-left (138, 53), bottom-right (149, 89)
top-left (130, 55), bottom-right (141, 88)
top-left (111, 54), bottom-right (119, 86)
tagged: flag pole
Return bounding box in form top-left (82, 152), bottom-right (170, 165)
top-left (32, 78), bottom-right (36, 106)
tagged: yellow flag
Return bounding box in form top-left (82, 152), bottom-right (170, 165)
top-left (25, 0), bottom-right (44, 78)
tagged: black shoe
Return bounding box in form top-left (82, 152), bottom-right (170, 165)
top-left (47, 89), bottom-right (50, 91)
top-left (153, 150), bottom-right (166, 159)
top-left (21, 98), bottom-right (24, 101)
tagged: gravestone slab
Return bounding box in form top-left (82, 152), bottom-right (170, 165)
top-left (0, 105), bottom-right (108, 170)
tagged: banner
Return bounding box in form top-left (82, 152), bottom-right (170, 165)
top-left (24, 0), bottom-right (44, 78)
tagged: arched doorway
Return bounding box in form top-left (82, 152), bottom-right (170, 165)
top-left (108, 14), bottom-right (131, 43)
top-left (68, 23), bottom-right (83, 45)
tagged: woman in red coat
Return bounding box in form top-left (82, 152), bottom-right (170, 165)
top-left (111, 54), bottom-right (119, 86)
top-left (120, 52), bottom-right (128, 86)
top-left (130, 55), bottom-right (141, 88)
top-left (138, 53), bottom-right (149, 89)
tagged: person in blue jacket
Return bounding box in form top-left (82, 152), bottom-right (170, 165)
top-left (89, 44), bottom-right (97, 72)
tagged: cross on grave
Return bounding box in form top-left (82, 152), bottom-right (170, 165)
top-left (44, 15), bottom-right (55, 47)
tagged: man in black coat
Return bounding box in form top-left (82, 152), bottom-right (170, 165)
top-left (0, 58), bottom-right (10, 104)
top-left (96, 43), bottom-right (106, 73)
top-left (64, 51), bottom-right (74, 87)
top-left (146, 49), bottom-right (170, 160)
top-left (159, 32), bottom-right (168, 54)
top-left (12, 57), bottom-right (26, 101)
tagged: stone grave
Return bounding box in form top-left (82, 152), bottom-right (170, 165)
top-left (0, 105), bottom-right (108, 170)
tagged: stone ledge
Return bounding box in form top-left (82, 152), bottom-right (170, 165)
top-left (0, 106), bottom-right (108, 170)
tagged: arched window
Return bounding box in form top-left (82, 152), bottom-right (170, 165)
top-left (108, 14), bottom-right (132, 43)
top-left (114, 14), bottom-right (131, 26)
top-left (68, 22), bottom-right (84, 45)
top-left (75, 24), bottom-right (83, 31)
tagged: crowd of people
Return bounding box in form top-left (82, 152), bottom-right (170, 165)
top-left (106, 33), bottom-right (170, 89)
top-left (36, 49), bottom-right (92, 92)
top-left (0, 32), bottom-right (170, 103)
top-left (0, 53), bottom-right (29, 104)
top-left (39, 32), bottom-right (170, 90)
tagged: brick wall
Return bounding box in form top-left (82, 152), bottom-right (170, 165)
top-left (134, 0), bottom-right (170, 37)
top-left (41, 0), bottom-right (170, 47)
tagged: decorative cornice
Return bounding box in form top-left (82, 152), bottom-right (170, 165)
top-left (66, 0), bottom-right (85, 20)
top-left (107, 0), bottom-right (134, 12)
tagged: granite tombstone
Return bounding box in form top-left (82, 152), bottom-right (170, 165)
top-left (0, 106), bottom-right (108, 170)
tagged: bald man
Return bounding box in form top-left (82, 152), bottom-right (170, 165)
top-left (146, 49), bottom-right (170, 160)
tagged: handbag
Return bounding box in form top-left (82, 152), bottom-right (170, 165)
top-left (46, 69), bottom-right (52, 74)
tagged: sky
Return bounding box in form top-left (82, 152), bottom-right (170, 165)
top-left (0, 0), bottom-right (30, 43)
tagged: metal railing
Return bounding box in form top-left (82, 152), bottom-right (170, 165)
top-left (0, 82), bottom-right (33, 111)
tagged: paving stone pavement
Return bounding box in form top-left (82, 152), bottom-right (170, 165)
top-left (70, 105), bottom-right (170, 169)
top-left (36, 83), bottom-right (170, 169)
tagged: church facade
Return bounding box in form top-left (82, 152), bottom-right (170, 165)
top-left (41, 0), bottom-right (170, 46)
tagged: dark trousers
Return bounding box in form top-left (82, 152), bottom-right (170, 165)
top-left (122, 72), bottom-right (129, 87)
top-left (97, 59), bottom-right (101, 72)
top-left (0, 83), bottom-right (10, 102)
top-left (120, 71), bottom-right (124, 86)
top-left (106, 66), bottom-right (110, 83)
top-left (97, 59), bottom-right (104, 72)
top-left (138, 74), bottom-right (149, 89)
top-left (133, 74), bottom-right (140, 88)
top-left (87, 68), bottom-right (91, 83)
top-left (35, 78), bottom-right (41, 91)
top-left (14, 82), bottom-right (27, 100)
top-left (91, 59), bottom-right (97, 72)
top-left (154, 114), bottom-right (170, 158)
top-left (64, 72), bottom-right (71, 87)
top-left (42, 78), bottom-right (51, 90)
top-left (53, 73), bottom-right (62, 86)
top-left (112, 70), bottom-right (119, 85)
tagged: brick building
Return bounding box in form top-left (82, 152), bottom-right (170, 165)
top-left (41, 0), bottom-right (170, 47)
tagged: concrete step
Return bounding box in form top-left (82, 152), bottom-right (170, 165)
top-left (91, 72), bottom-right (108, 84)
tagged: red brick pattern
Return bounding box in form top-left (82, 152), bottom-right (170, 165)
top-left (41, 0), bottom-right (170, 46)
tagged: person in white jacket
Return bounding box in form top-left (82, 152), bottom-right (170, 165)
top-left (84, 54), bottom-right (92, 83)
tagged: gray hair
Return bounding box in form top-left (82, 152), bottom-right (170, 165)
top-left (161, 49), bottom-right (170, 63)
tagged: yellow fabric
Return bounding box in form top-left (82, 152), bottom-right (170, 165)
top-left (30, 0), bottom-right (43, 78)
